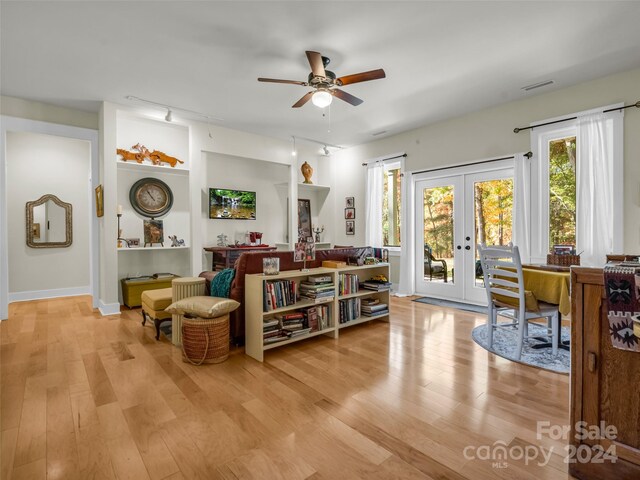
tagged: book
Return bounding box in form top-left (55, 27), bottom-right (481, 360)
top-left (361, 303), bottom-right (388, 312)
top-left (264, 335), bottom-right (288, 345)
top-left (361, 298), bottom-right (380, 306)
top-left (263, 318), bottom-right (279, 329)
top-left (289, 327), bottom-right (312, 337)
top-left (362, 309), bottom-right (389, 317)
top-left (307, 275), bottom-right (332, 283)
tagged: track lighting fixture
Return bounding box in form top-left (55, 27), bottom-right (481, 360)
top-left (165, 109), bottom-right (173, 122)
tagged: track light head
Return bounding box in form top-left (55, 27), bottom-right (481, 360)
top-left (165, 109), bottom-right (173, 122)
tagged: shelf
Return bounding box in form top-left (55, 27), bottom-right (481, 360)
top-left (263, 327), bottom-right (335, 350)
top-left (336, 263), bottom-right (389, 272)
top-left (275, 182), bottom-right (331, 193)
top-left (339, 313), bottom-right (389, 329)
top-left (117, 161), bottom-right (189, 176)
top-left (263, 296), bottom-right (334, 316)
top-left (338, 289), bottom-right (382, 300)
top-left (118, 246), bottom-right (190, 252)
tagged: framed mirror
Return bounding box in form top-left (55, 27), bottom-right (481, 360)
top-left (26, 194), bottom-right (72, 248)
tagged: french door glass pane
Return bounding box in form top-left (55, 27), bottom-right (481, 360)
top-left (423, 186), bottom-right (454, 284)
top-left (474, 178), bottom-right (513, 286)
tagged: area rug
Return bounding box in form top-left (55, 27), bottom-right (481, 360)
top-left (471, 323), bottom-right (570, 374)
top-left (413, 296), bottom-right (487, 314)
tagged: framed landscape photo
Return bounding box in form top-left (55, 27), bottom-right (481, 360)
top-left (297, 198), bottom-right (312, 241)
top-left (346, 220), bottom-right (355, 235)
top-left (346, 197), bottom-right (354, 208)
top-left (345, 207), bottom-right (355, 219)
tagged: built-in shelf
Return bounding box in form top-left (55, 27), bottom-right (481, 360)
top-left (117, 246), bottom-right (190, 252)
top-left (275, 182), bottom-right (331, 194)
top-left (338, 313), bottom-right (389, 329)
top-left (117, 161), bottom-right (189, 175)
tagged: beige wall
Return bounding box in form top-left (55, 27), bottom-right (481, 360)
top-left (331, 67), bottom-right (640, 252)
top-left (1, 95), bottom-right (98, 129)
top-left (7, 131), bottom-right (91, 294)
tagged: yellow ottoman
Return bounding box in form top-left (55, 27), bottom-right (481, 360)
top-left (141, 288), bottom-right (173, 340)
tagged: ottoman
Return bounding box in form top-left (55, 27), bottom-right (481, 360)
top-left (141, 288), bottom-right (173, 340)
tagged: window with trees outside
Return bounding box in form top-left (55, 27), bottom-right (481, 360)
top-left (548, 136), bottom-right (576, 249)
top-left (382, 163), bottom-right (402, 247)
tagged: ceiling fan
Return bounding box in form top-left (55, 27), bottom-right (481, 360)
top-left (258, 51), bottom-right (386, 108)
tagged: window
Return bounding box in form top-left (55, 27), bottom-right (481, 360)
top-left (382, 163), bottom-right (402, 247)
top-left (548, 136), bottom-right (576, 248)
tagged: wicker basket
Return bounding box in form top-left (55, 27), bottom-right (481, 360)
top-left (547, 254), bottom-right (580, 267)
top-left (181, 314), bottom-right (230, 365)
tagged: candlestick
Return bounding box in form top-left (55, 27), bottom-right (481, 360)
top-left (117, 204), bottom-right (123, 215)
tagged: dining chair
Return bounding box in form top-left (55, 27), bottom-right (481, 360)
top-left (478, 243), bottom-right (559, 360)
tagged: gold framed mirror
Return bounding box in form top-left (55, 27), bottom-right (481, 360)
top-left (26, 194), bottom-right (72, 248)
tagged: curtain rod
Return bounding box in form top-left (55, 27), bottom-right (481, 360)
top-left (362, 153), bottom-right (407, 166)
top-left (513, 100), bottom-right (640, 133)
top-left (412, 152), bottom-right (532, 176)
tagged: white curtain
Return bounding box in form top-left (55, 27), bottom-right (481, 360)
top-left (577, 113), bottom-right (615, 267)
top-left (396, 171), bottom-right (414, 296)
top-left (512, 153), bottom-right (531, 263)
top-left (365, 162), bottom-right (384, 247)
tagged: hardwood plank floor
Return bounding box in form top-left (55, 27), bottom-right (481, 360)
top-left (1, 295), bottom-right (575, 479)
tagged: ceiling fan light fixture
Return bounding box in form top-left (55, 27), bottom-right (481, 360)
top-left (311, 90), bottom-right (332, 108)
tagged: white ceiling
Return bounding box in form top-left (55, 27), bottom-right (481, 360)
top-left (2, 1), bottom-right (640, 147)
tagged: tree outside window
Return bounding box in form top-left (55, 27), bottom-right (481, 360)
top-left (382, 165), bottom-right (402, 246)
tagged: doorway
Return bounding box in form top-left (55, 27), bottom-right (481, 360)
top-left (415, 164), bottom-right (514, 304)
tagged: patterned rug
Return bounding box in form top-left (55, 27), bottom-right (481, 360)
top-left (413, 297), bottom-right (487, 314)
top-left (471, 322), bottom-right (570, 374)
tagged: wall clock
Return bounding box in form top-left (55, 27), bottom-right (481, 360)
top-left (129, 177), bottom-right (173, 218)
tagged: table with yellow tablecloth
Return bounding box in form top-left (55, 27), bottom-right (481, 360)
top-left (521, 268), bottom-right (571, 316)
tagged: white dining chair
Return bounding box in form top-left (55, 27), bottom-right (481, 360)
top-left (478, 243), bottom-right (559, 360)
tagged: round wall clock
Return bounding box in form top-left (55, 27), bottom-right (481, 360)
top-left (129, 177), bottom-right (173, 218)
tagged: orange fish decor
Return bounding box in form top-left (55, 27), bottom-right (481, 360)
top-left (116, 143), bottom-right (184, 168)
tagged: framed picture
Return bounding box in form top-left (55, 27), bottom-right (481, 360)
top-left (95, 184), bottom-right (104, 217)
top-left (346, 197), bottom-right (354, 208)
top-left (346, 220), bottom-right (355, 235)
top-left (143, 219), bottom-right (164, 247)
top-left (297, 198), bottom-right (312, 241)
top-left (306, 236), bottom-right (314, 243)
top-left (345, 207), bottom-right (355, 219)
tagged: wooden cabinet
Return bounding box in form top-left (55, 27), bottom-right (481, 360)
top-left (203, 246), bottom-right (277, 271)
top-left (245, 264), bottom-right (390, 362)
top-left (571, 267), bottom-right (640, 479)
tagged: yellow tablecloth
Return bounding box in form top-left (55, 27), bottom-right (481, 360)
top-left (522, 268), bottom-right (571, 316)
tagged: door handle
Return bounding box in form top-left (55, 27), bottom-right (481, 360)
top-left (457, 245), bottom-right (462, 250)
top-left (587, 352), bottom-right (597, 373)
top-left (465, 246), bottom-right (471, 250)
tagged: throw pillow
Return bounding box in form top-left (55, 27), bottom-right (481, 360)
top-left (165, 296), bottom-right (240, 318)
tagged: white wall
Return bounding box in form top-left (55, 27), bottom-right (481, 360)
top-left (203, 153), bottom-right (289, 248)
top-left (332, 67), bottom-right (640, 253)
top-left (1, 95), bottom-right (98, 129)
top-left (6, 131), bottom-right (91, 294)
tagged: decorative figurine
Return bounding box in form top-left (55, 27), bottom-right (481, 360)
top-left (313, 225), bottom-right (324, 243)
top-left (301, 161), bottom-right (313, 184)
top-left (216, 233), bottom-right (228, 247)
top-left (168, 235), bottom-right (185, 247)
top-left (116, 144), bottom-right (184, 168)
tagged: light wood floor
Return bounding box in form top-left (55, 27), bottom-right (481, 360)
top-left (1, 295), bottom-right (573, 480)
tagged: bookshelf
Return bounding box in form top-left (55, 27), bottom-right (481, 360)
top-left (244, 263), bottom-right (390, 362)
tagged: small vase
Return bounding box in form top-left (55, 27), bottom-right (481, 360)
top-left (301, 161), bottom-right (313, 184)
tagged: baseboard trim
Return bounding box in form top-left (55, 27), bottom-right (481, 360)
top-left (98, 300), bottom-right (121, 316)
top-left (8, 286), bottom-right (91, 303)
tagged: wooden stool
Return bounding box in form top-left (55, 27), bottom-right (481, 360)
top-left (171, 277), bottom-right (206, 346)
top-left (141, 288), bottom-right (172, 340)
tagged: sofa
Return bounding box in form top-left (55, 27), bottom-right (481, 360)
top-left (200, 246), bottom-right (373, 345)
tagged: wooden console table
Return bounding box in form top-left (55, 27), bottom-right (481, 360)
top-left (203, 246), bottom-right (277, 271)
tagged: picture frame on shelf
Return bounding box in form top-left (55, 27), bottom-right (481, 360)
top-left (95, 184), bottom-right (104, 217)
top-left (346, 197), bottom-right (354, 208)
top-left (143, 219), bottom-right (164, 247)
top-left (297, 198), bottom-right (312, 241)
top-left (346, 220), bottom-right (355, 235)
top-left (345, 207), bottom-right (355, 219)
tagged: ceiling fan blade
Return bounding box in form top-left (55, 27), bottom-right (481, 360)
top-left (292, 92), bottom-right (314, 108)
top-left (332, 89), bottom-right (363, 106)
top-left (336, 69), bottom-right (386, 86)
top-left (258, 77), bottom-right (308, 86)
top-left (306, 51), bottom-right (326, 78)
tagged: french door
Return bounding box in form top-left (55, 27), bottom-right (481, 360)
top-left (415, 167), bottom-right (514, 304)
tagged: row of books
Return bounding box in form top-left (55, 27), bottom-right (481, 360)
top-left (338, 273), bottom-right (360, 296)
top-left (263, 279), bottom-right (298, 312)
top-left (262, 306), bottom-right (332, 345)
top-left (339, 297), bottom-right (361, 324)
top-left (299, 274), bottom-right (335, 302)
